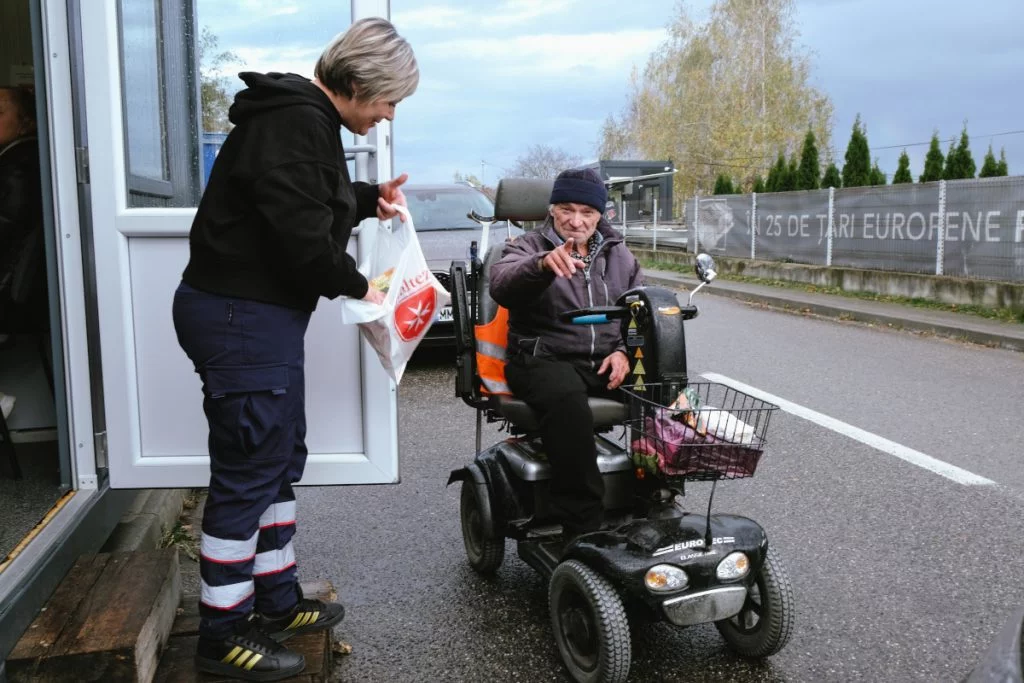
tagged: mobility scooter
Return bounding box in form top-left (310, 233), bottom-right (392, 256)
top-left (447, 179), bottom-right (793, 683)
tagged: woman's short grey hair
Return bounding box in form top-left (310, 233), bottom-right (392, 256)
top-left (315, 17), bottom-right (419, 103)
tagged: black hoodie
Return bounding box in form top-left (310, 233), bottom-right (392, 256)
top-left (182, 72), bottom-right (378, 311)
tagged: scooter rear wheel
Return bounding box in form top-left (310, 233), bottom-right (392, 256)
top-left (715, 545), bottom-right (794, 658)
top-left (549, 560), bottom-right (631, 683)
top-left (459, 480), bottom-right (505, 574)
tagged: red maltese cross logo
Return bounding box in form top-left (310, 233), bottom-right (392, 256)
top-left (394, 285), bottom-right (437, 341)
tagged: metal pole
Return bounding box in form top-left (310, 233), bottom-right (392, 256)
top-left (826, 186), bottom-right (834, 267)
top-left (622, 199), bottom-right (627, 236)
top-left (749, 192), bottom-right (757, 262)
top-left (936, 180), bottom-right (946, 275)
top-left (653, 196), bottom-right (658, 252)
top-left (351, 0), bottom-right (390, 185)
top-left (693, 194), bottom-right (700, 253)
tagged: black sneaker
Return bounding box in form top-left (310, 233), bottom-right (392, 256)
top-left (195, 619), bottom-right (305, 681)
top-left (258, 588), bottom-right (345, 642)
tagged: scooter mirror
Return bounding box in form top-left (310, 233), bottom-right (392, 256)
top-left (695, 253), bottom-right (717, 283)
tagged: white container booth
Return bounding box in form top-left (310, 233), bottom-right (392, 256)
top-left (0, 0), bottom-right (398, 668)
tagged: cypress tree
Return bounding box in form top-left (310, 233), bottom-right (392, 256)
top-left (766, 152), bottom-right (786, 192)
top-left (779, 155), bottom-right (799, 192)
top-left (996, 149), bottom-right (1009, 176)
top-left (797, 129), bottom-right (820, 190)
top-left (842, 114), bottom-right (871, 188)
top-left (713, 174), bottom-right (735, 194)
top-left (942, 140), bottom-right (958, 180)
top-left (892, 150), bottom-right (913, 184)
top-left (821, 162), bottom-right (842, 189)
top-left (949, 125), bottom-right (976, 179)
top-left (752, 175), bottom-right (766, 193)
top-left (869, 160), bottom-right (886, 186)
top-left (919, 132), bottom-right (945, 182)
top-left (979, 145), bottom-right (999, 178)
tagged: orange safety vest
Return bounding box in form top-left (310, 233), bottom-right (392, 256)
top-left (475, 305), bottom-right (512, 395)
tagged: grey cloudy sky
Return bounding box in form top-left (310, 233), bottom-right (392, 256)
top-left (200, 0), bottom-right (1023, 187)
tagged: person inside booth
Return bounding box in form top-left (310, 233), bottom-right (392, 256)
top-left (0, 85), bottom-right (45, 421)
top-left (489, 168), bottom-right (644, 543)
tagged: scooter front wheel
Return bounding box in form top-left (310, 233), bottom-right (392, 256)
top-left (715, 545), bottom-right (794, 658)
top-left (459, 479), bottom-right (505, 574)
top-left (549, 560), bottom-right (631, 683)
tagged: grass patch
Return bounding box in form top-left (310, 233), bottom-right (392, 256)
top-left (162, 520), bottom-right (199, 561)
top-left (640, 257), bottom-right (1024, 325)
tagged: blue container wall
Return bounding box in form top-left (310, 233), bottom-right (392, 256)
top-left (201, 132), bottom-right (229, 187)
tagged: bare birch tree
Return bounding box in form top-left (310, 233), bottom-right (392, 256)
top-left (599, 0), bottom-right (833, 198)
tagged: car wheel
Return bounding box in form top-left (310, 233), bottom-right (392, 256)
top-left (459, 479), bottom-right (504, 574)
top-left (715, 546), bottom-right (794, 658)
top-left (549, 560), bottom-right (631, 683)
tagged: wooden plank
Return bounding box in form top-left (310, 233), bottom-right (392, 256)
top-left (7, 549), bottom-right (180, 683)
top-left (8, 554), bottom-right (111, 664)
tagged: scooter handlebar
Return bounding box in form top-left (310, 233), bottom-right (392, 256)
top-left (559, 306), bottom-right (630, 325)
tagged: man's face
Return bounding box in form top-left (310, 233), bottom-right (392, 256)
top-left (551, 202), bottom-right (601, 245)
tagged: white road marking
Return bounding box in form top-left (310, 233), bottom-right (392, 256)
top-left (702, 372), bottom-right (995, 487)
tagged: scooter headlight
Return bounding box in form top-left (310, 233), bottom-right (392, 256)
top-left (645, 564), bottom-right (689, 592)
top-left (716, 552), bottom-right (751, 581)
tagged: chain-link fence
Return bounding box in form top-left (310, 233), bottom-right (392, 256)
top-left (686, 176), bottom-right (1024, 281)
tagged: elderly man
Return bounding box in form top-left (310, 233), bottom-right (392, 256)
top-left (490, 168), bottom-right (644, 541)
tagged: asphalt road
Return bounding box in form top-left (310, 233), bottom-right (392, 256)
top-left (283, 292), bottom-right (1024, 682)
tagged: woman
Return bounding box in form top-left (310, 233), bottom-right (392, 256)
top-left (0, 86), bottom-right (42, 326)
top-left (173, 18), bottom-right (418, 681)
top-left (0, 86), bottom-right (43, 418)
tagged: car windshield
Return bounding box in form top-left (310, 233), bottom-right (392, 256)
top-left (406, 187), bottom-right (501, 231)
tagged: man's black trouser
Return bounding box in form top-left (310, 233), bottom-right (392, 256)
top-left (504, 353), bottom-right (617, 535)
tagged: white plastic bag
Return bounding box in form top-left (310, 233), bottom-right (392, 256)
top-left (340, 204), bottom-right (450, 383)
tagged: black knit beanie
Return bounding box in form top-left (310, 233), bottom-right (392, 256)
top-left (550, 168), bottom-right (608, 213)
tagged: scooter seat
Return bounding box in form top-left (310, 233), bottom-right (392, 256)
top-left (489, 396), bottom-right (627, 432)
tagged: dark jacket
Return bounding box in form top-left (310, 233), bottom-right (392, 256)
top-left (490, 217), bottom-right (643, 365)
top-left (182, 72), bottom-right (379, 312)
top-left (0, 136), bottom-right (45, 318)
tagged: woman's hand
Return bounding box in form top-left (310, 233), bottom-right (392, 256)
top-left (377, 172), bottom-right (409, 222)
top-left (362, 286), bottom-right (386, 305)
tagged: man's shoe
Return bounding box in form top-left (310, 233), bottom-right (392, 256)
top-left (258, 589), bottom-right (345, 642)
top-left (195, 620), bottom-right (305, 682)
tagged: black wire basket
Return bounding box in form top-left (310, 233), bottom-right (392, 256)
top-left (620, 382), bottom-right (778, 482)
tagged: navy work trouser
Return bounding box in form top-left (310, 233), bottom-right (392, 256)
top-left (173, 282), bottom-right (310, 639)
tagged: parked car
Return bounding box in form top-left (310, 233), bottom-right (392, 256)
top-left (407, 183), bottom-right (524, 347)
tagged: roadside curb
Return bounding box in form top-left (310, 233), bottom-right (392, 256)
top-left (645, 273), bottom-right (1024, 353)
top-left (101, 489), bottom-right (190, 553)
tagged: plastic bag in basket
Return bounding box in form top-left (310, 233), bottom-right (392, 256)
top-left (340, 204), bottom-right (450, 384)
top-left (631, 414), bottom-right (761, 479)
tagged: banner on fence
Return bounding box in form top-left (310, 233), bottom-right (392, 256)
top-left (687, 176), bottom-right (1024, 282)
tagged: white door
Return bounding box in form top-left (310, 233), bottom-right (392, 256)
top-left (77, 0), bottom-right (398, 488)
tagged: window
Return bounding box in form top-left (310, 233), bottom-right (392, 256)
top-left (117, 0), bottom-right (199, 206)
top-left (120, 0), bottom-right (168, 184)
top-left (405, 188), bottom-right (499, 231)
top-left (117, 1), bottom-right (359, 208)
